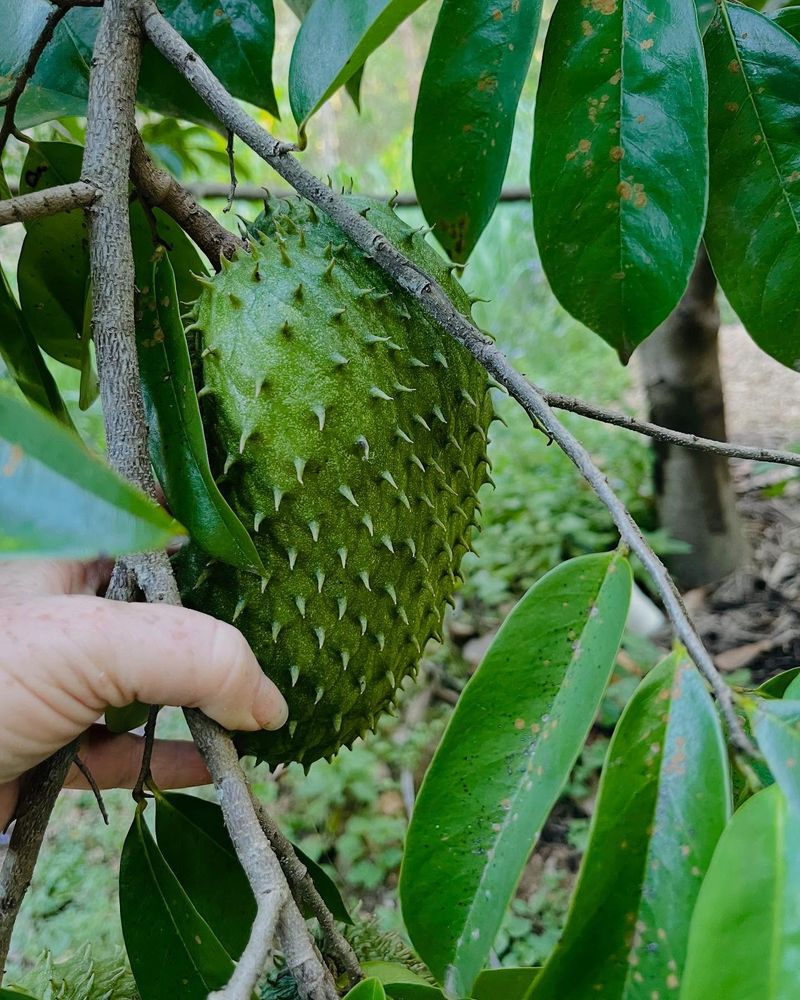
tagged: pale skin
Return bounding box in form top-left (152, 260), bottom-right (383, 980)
top-left (0, 559), bottom-right (288, 829)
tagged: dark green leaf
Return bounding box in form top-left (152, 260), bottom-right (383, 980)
top-left (529, 652), bottom-right (730, 999)
top-left (105, 701), bottom-right (151, 735)
top-left (771, 5), bottom-right (800, 40)
top-left (413, 0), bottom-right (540, 262)
top-left (472, 968), bottom-right (539, 1000)
top-left (0, 990), bottom-right (38, 999)
top-left (17, 142), bottom-right (93, 377)
top-left (704, 3), bottom-right (800, 369)
top-left (345, 981), bottom-right (387, 1000)
top-left (681, 785), bottom-right (800, 999)
top-left (0, 262), bottom-right (72, 427)
top-left (135, 252), bottom-right (264, 575)
top-left (154, 791), bottom-right (255, 958)
top-left (532, 0), bottom-right (708, 358)
top-left (757, 667), bottom-right (800, 698)
top-left (292, 841), bottom-right (353, 925)
top-left (384, 988), bottom-right (449, 1000)
top-left (400, 551), bottom-right (632, 996)
top-left (120, 804), bottom-right (235, 1000)
top-left (0, 392), bottom-right (181, 559)
top-left (11, 2), bottom-right (277, 131)
top-left (751, 699), bottom-right (800, 812)
top-left (783, 674), bottom-right (800, 699)
top-left (289, 0), bottom-right (427, 133)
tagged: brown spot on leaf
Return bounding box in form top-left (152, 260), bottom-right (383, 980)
top-left (640, 38), bottom-right (654, 50)
top-left (591, 0), bottom-right (617, 13)
top-left (578, 139), bottom-right (591, 152)
top-left (728, 59), bottom-right (740, 73)
top-left (477, 73), bottom-right (498, 93)
top-left (492, 8), bottom-right (502, 19)
top-left (725, 101), bottom-right (739, 113)
top-left (2, 445), bottom-right (22, 478)
top-left (581, 19), bottom-right (594, 36)
top-left (610, 145), bottom-right (625, 162)
top-left (609, 68), bottom-right (622, 85)
top-left (636, 114), bottom-right (646, 123)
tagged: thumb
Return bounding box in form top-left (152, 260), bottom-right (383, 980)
top-left (0, 595), bottom-right (287, 784)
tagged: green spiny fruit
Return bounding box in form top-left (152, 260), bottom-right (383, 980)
top-left (176, 194), bottom-right (492, 767)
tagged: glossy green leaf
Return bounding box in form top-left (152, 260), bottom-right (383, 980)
top-left (532, 0), bottom-right (708, 358)
top-left (529, 653), bottom-right (729, 1000)
top-left (783, 674), bottom-right (800, 699)
top-left (135, 253), bottom-right (263, 576)
top-left (289, 0), bottom-right (427, 134)
top-left (0, 262), bottom-right (72, 427)
top-left (751, 699), bottom-right (800, 812)
top-left (8, 1), bottom-right (277, 131)
top-left (17, 142), bottom-right (92, 375)
top-left (772, 6), bottom-right (800, 38)
top-left (473, 968), bottom-right (539, 1000)
top-left (757, 667), bottom-right (800, 698)
top-left (345, 980), bottom-right (387, 1000)
top-left (413, 0), bottom-right (540, 262)
top-left (681, 785), bottom-right (800, 999)
top-left (292, 841), bottom-right (353, 925)
top-left (0, 392), bottom-right (181, 559)
top-left (105, 701), bottom-right (151, 735)
top-left (120, 804), bottom-right (235, 1000)
top-left (362, 962), bottom-right (430, 987)
top-left (400, 551), bottom-right (632, 996)
top-left (384, 988), bottom-right (449, 1000)
top-left (154, 791), bottom-right (255, 958)
top-left (704, 3), bottom-right (800, 370)
top-left (695, 0), bottom-right (717, 33)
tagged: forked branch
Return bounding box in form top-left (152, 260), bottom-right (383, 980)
top-left (139, 0), bottom-right (755, 755)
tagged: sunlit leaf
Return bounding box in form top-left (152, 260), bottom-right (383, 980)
top-left (401, 552), bottom-right (632, 996)
top-left (0, 392), bottom-right (181, 559)
top-left (529, 652), bottom-right (729, 999)
top-left (681, 785), bottom-right (800, 999)
top-left (344, 980), bottom-right (387, 1000)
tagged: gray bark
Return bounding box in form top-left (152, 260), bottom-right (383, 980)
top-left (638, 247), bottom-right (748, 588)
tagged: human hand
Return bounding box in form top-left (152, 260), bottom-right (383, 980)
top-left (0, 559), bottom-right (287, 828)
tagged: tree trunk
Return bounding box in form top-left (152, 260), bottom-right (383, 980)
top-left (637, 246), bottom-right (748, 588)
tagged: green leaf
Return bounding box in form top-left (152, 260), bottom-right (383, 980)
top-left (292, 841), bottom-right (353, 925)
top-left (757, 667), bottom-right (800, 698)
top-left (0, 392), bottom-right (181, 559)
top-left (704, 3), bottom-right (800, 370)
top-left (289, 0), bottom-right (427, 134)
top-left (344, 981), bottom-right (387, 1000)
top-left (361, 962), bottom-right (430, 987)
top-left (413, 0), bottom-right (541, 262)
top-left (528, 652), bottom-right (730, 999)
top-left (472, 968), bottom-right (539, 1000)
top-left (751, 699), bottom-right (800, 813)
top-left (400, 551), bottom-right (633, 996)
top-left (531, 0), bottom-right (708, 358)
top-left (0, 262), bottom-right (72, 427)
top-left (17, 142), bottom-right (93, 377)
top-left (681, 785), bottom-right (800, 999)
top-left (384, 988), bottom-right (449, 1000)
top-left (105, 701), bottom-right (151, 735)
top-left (120, 804), bottom-right (236, 1000)
top-left (9, 2), bottom-right (277, 131)
top-left (135, 252), bottom-right (263, 575)
top-left (783, 674), bottom-right (800, 699)
top-left (154, 791), bottom-right (255, 958)
top-left (771, 5), bottom-right (800, 40)
top-left (140, 0), bottom-right (278, 119)
top-left (0, 990), bottom-right (38, 999)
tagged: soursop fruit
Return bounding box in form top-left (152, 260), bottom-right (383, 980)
top-left (176, 194), bottom-right (492, 767)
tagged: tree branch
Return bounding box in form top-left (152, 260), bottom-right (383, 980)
top-left (0, 743), bottom-right (76, 974)
top-left (176, 181), bottom-right (533, 206)
top-left (538, 389), bottom-right (800, 469)
top-left (129, 132), bottom-right (242, 268)
top-left (138, 0), bottom-right (755, 756)
top-left (0, 183), bottom-right (99, 227)
top-left (253, 799), bottom-right (362, 987)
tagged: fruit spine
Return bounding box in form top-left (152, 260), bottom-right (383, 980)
top-left (176, 194), bottom-right (493, 767)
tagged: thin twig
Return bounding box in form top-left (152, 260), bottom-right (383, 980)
top-left (0, 182), bottom-right (99, 227)
top-left (132, 705), bottom-right (160, 803)
top-left (71, 754), bottom-right (110, 825)
top-left (138, 0), bottom-right (755, 755)
top-left (0, 743), bottom-right (76, 974)
top-left (224, 129), bottom-right (238, 213)
top-left (129, 131), bottom-right (242, 268)
top-left (253, 799), bottom-right (363, 987)
top-left (537, 389), bottom-right (800, 469)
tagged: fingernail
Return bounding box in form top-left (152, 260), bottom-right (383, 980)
top-left (253, 677), bottom-right (288, 731)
